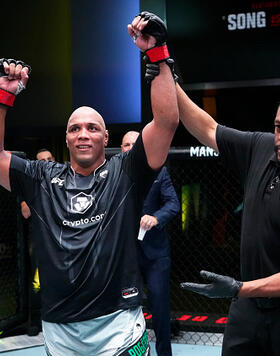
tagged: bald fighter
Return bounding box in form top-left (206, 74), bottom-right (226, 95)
top-left (0, 11), bottom-right (178, 356)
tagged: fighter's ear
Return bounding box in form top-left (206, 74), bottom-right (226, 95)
top-left (104, 130), bottom-right (109, 147)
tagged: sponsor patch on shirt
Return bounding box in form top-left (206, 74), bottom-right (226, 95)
top-left (122, 287), bottom-right (139, 299)
top-left (71, 192), bottom-right (93, 214)
top-left (100, 169), bottom-right (108, 179)
top-left (51, 177), bottom-right (65, 186)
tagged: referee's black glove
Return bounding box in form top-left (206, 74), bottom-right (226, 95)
top-left (180, 270), bottom-right (243, 298)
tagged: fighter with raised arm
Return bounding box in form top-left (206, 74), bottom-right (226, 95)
top-left (0, 58), bottom-right (30, 190)
top-left (0, 12), bottom-right (178, 356)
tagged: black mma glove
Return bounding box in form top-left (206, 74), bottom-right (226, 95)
top-left (180, 270), bottom-right (243, 298)
top-left (137, 11), bottom-right (178, 83)
top-left (0, 58), bottom-right (31, 107)
top-left (0, 58), bottom-right (32, 77)
top-left (140, 11), bottom-right (167, 46)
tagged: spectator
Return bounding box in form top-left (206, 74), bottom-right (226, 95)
top-left (121, 131), bottom-right (180, 356)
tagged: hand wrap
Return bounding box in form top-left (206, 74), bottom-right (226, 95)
top-left (137, 11), bottom-right (169, 63)
top-left (0, 58), bottom-right (31, 107)
top-left (137, 11), bottom-right (178, 83)
top-left (139, 11), bottom-right (167, 46)
top-left (180, 270), bottom-right (243, 299)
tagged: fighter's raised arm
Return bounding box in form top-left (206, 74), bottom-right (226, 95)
top-left (0, 58), bottom-right (30, 191)
top-left (128, 12), bottom-right (179, 170)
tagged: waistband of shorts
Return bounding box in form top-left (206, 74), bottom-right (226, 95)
top-left (253, 297), bottom-right (280, 309)
top-left (117, 330), bottom-right (150, 356)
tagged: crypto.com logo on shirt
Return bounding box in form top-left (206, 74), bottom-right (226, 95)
top-left (71, 192), bottom-right (93, 214)
top-left (63, 192), bottom-right (105, 227)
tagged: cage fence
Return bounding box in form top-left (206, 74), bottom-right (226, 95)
top-left (144, 147), bottom-right (243, 345)
top-left (0, 186), bottom-right (27, 335)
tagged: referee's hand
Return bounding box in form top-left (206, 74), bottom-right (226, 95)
top-left (180, 270), bottom-right (243, 298)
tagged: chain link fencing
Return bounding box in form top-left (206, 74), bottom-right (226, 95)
top-left (105, 146), bottom-right (243, 346)
top-left (0, 186), bottom-right (28, 335)
top-left (0, 152), bottom-right (28, 336)
top-left (146, 147), bottom-right (242, 345)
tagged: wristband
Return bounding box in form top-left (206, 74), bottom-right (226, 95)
top-left (0, 88), bottom-right (15, 107)
top-left (145, 44), bottom-right (169, 63)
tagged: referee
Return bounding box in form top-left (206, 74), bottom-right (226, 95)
top-left (177, 82), bottom-right (280, 356)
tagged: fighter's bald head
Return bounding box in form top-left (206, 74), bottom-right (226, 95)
top-left (67, 106), bottom-right (106, 132)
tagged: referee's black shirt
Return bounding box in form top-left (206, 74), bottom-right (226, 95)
top-left (217, 125), bottom-right (280, 282)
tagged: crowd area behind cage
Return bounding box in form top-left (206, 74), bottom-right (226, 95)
top-left (0, 147), bottom-right (242, 345)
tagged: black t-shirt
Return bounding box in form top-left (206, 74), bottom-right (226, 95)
top-left (9, 134), bottom-right (156, 323)
top-left (216, 125), bottom-right (280, 282)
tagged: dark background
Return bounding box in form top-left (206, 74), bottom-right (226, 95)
top-left (167, 0), bottom-right (280, 84)
top-left (1, 0), bottom-right (280, 161)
